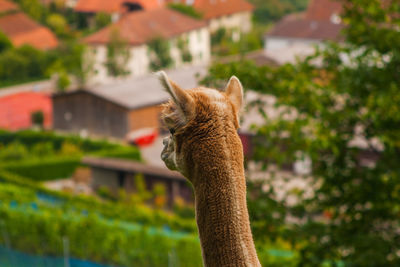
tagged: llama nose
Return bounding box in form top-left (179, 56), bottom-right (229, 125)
top-left (163, 137), bottom-right (169, 146)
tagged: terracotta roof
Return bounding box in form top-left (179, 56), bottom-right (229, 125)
top-left (0, 0), bottom-right (18, 13)
top-left (268, 17), bottom-right (344, 41)
top-left (306, 0), bottom-right (342, 21)
top-left (84, 8), bottom-right (207, 46)
top-left (75, 0), bottom-right (163, 13)
top-left (267, 0), bottom-right (344, 41)
top-left (0, 12), bottom-right (58, 50)
top-left (192, 0), bottom-right (254, 20)
top-left (0, 92), bottom-right (52, 130)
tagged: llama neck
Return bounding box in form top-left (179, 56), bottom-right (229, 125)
top-left (190, 137), bottom-right (260, 267)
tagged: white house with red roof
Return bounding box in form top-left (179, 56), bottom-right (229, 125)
top-left (264, 0), bottom-right (343, 64)
top-left (75, 0), bottom-right (164, 24)
top-left (84, 7), bottom-right (210, 84)
top-left (0, 0), bottom-right (58, 50)
top-left (169, 0), bottom-right (253, 38)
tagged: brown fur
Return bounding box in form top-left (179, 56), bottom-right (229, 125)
top-left (159, 72), bottom-right (261, 267)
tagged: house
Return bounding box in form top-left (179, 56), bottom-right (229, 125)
top-left (0, 0), bottom-right (58, 50)
top-left (75, 0), bottom-right (164, 24)
top-left (169, 0), bottom-right (253, 39)
top-left (0, 91), bottom-right (52, 130)
top-left (82, 156), bottom-right (193, 205)
top-left (52, 65), bottom-right (206, 139)
top-left (84, 7), bottom-right (210, 84)
top-left (264, 0), bottom-right (343, 64)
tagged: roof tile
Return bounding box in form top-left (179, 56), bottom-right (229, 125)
top-left (84, 8), bottom-right (207, 45)
top-left (192, 0), bottom-right (254, 20)
top-left (75, 0), bottom-right (163, 13)
top-left (0, 12), bottom-right (58, 50)
top-left (267, 0), bottom-right (344, 41)
top-left (0, 0), bottom-right (18, 13)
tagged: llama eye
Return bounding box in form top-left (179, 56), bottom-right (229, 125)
top-left (169, 128), bottom-right (175, 135)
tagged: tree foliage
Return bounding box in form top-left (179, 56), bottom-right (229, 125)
top-left (248, 0), bottom-right (309, 24)
top-left (0, 31), bottom-right (12, 53)
top-left (167, 3), bottom-right (203, 19)
top-left (148, 37), bottom-right (173, 71)
top-left (202, 0), bottom-right (400, 266)
top-left (46, 13), bottom-right (67, 36)
top-left (104, 29), bottom-right (131, 77)
top-left (94, 12), bottom-right (111, 30)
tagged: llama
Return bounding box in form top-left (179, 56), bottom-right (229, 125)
top-left (158, 71), bottom-right (261, 267)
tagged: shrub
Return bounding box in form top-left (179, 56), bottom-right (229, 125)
top-left (0, 141), bottom-right (29, 161)
top-left (0, 205), bottom-right (202, 266)
top-left (95, 12), bottom-right (111, 30)
top-left (1, 157), bottom-right (81, 181)
top-left (148, 37), bottom-right (173, 71)
top-left (31, 142), bottom-right (54, 157)
top-left (56, 71), bottom-right (70, 92)
top-left (46, 13), bottom-right (67, 36)
top-left (30, 110), bottom-right (44, 128)
top-left (167, 3), bottom-right (202, 19)
top-left (59, 141), bottom-right (82, 156)
top-left (0, 31), bottom-right (12, 53)
top-left (0, 130), bottom-right (140, 158)
top-left (153, 183), bottom-right (167, 209)
top-left (104, 29), bottom-right (131, 77)
top-left (0, 170), bottom-right (198, 233)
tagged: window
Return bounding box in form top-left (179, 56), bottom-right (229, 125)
top-left (118, 172), bottom-right (125, 188)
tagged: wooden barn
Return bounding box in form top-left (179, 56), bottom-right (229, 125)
top-left (52, 66), bottom-right (206, 139)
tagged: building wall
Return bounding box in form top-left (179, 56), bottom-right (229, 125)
top-left (91, 168), bottom-right (120, 189)
top-left (52, 91), bottom-right (129, 138)
top-left (208, 11), bottom-right (252, 35)
top-left (127, 105), bottom-right (163, 132)
top-left (264, 37), bottom-right (319, 51)
top-left (87, 27), bottom-right (210, 84)
top-left (264, 36), bottom-right (323, 64)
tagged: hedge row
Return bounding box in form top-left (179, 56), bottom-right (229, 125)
top-left (0, 170), bottom-right (197, 233)
top-left (0, 130), bottom-right (139, 156)
top-left (0, 174), bottom-right (300, 267)
top-left (0, 204), bottom-right (202, 267)
top-left (1, 156), bottom-right (81, 181)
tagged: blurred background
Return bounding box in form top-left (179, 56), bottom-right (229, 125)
top-left (0, 0), bottom-right (399, 266)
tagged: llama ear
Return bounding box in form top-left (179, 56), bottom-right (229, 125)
top-left (157, 71), bottom-right (194, 120)
top-left (224, 76), bottom-right (243, 114)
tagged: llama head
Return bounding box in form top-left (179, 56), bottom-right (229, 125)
top-left (158, 71), bottom-right (243, 179)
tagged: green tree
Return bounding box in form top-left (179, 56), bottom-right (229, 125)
top-left (202, 0), bottom-right (400, 266)
top-left (249, 0), bottom-right (308, 24)
top-left (0, 31), bottom-right (12, 53)
top-left (94, 12), bottom-right (111, 30)
top-left (30, 110), bottom-right (44, 128)
top-left (56, 71), bottom-right (70, 92)
top-left (49, 41), bottom-right (93, 87)
top-left (104, 29), bottom-right (131, 77)
top-left (18, 0), bottom-right (45, 21)
top-left (177, 37), bottom-right (192, 63)
top-left (167, 3), bottom-right (203, 19)
top-left (148, 37), bottom-right (173, 71)
top-left (46, 13), bottom-right (67, 36)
